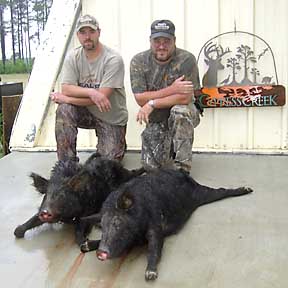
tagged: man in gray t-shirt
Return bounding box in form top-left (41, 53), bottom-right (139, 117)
top-left (51, 14), bottom-right (128, 162)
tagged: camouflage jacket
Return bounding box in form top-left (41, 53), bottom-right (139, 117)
top-left (130, 47), bottom-right (200, 123)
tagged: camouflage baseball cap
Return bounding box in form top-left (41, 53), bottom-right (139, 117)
top-left (150, 20), bottom-right (175, 39)
top-left (76, 14), bottom-right (99, 32)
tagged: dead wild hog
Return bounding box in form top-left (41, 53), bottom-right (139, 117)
top-left (14, 152), bottom-right (144, 246)
top-left (80, 168), bottom-right (253, 281)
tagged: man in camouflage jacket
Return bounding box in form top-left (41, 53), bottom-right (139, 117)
top-left (130, 19), bottom-right (201, 172)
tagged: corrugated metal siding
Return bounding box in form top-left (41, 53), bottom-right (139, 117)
top-left (11, 0), bottom-right (288, 153)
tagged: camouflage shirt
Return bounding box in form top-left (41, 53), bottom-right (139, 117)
top-left (130, 47), bottom-right (200, 123)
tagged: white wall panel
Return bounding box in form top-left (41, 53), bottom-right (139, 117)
top-left (189, 0), bottom-right (219, 149)
top-left (118, 0), bottom-right (152, 148)
top-left (215, 0), bottom-right (254, 150)
top-left (253, 0), bottom-right (287, 150)
top-left (254, 0), bottom-right (288, 150)
top-left (13, 0), bottom-right (288, 154)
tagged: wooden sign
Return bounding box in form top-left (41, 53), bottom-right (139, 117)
top-left (195, 85), bottom-right (286, 108)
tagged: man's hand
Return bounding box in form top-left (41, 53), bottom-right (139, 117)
top-left (89, 90), bottom-right (111, 112)
top-left (136, 102), bottom-right (154, 124)
top-left (50, 92), bottom-right (70, 104)
top-left (171, 75), bottom-right (194, 95)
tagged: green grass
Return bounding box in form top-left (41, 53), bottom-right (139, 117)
top-left (0, 59), bottom-right (33, 74)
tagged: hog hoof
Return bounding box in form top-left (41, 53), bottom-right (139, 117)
top-left (80, 241), bottom-right (90, 253)
top-left (14, 226), bottom-right (26, 238)
top-left (242, 187), bottom-right (253, 193)
top-left (145, 269), bottom-right (158, 281)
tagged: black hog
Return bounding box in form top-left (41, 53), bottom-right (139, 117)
top-left (80, 168), bottom-right (253, 281)
top-left (14, 152), bottom-right (144, 246)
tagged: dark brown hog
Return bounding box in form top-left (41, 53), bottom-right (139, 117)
top-left (14, 152), bottom-right (144, 246)
top-left (80, 168), bottom-right (253, 281)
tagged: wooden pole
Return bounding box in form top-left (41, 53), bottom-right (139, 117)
top-left (2, 95), bottom-right (22, 155)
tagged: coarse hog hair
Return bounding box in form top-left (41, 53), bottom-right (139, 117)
top-left (80, 168), bottom-right (253, 281)
top-left (14, 152), bottom-right (144, 246)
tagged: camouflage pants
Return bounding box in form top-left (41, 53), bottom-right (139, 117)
top-left (141, 104), bottom-right (200, 172)
top-left (55, 104), bottom-right (126, 162)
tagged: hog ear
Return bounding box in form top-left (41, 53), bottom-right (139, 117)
top-left (85, 152), bottom-right (102, 164)
top-left (30, 172), bottom-right (48, 194)
top-left (117, 192), bottom-right (134, 210)
top-left (67, 173), bottom-right (89, 192)
top-left (93, 151), bottom-right (102, 158)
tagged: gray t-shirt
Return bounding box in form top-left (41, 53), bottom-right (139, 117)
top-left (61, 45), bottom-right (128, 126)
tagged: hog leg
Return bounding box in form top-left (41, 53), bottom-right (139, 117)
top-left (77, 213), bottom-right (102, 251)
top-left (14, 213), bottom-right (43, 238)
top-left (80, 239), bottom-right (100, 253)
top-left (79, 212), bottom-right (102, 225)
top-left (145, 226), bottom-right (164, 281)
top-left (75, 212), bottom-right (102, 246)
top-left (74, 219), bottom-right (94, 247)
top-left (129, 167), bottom-right (146, 178)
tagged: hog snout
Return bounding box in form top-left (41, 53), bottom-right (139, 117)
top-left (96, 250), bottom-right (109, 261)
top-left (39, 210), bottom-right (54, 222)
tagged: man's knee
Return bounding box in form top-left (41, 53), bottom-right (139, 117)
top-left (56, 103), bottom-right (76, 119)
top-left (97, 125), bottom-right (126, 161)
top-left (141, 124), bottom-right (171, 169)
top-left (170, 104), bottom-right (200, 128)
top-left (170, 104), bottom-right (191, 115)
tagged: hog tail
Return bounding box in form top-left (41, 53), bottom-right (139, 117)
top-left (196, 185), bottom-right (253, 206)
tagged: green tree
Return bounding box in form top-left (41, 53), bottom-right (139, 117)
top-left (8, 0), bottom-right (16, 64)
top-left (1, 0), bottom-right (53, 71)
top-left (31, 0), bottom-right (53, 45)
top-left (0, 0), bottom-right (9, 69)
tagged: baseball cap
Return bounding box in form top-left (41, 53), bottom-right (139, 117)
top-left (150, 20), bottom-right (175, 39)
top-left (76, 14), bottom-right (99, 32)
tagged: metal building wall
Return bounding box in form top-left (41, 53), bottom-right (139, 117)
top-left (11, 0), bottom-right (288, 153)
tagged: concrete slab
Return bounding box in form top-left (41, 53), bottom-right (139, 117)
top-left (1, 151), bottom-right (288, 288)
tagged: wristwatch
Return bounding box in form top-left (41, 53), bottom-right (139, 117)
top-left (148, 99), bottom-right (155, 108)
